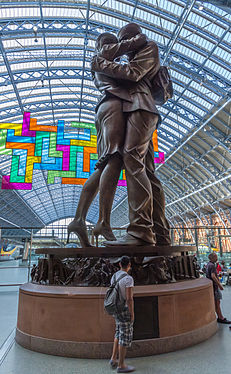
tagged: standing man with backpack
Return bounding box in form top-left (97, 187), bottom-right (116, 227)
top-left (108, 256), bottom-right (135, 373)
top-left (92, 23), bottom-right (171, 247)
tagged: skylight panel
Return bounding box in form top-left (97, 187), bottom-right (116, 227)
top-left (206, 91), bottom-right (221, 102)
top-left (136, 8), bottom-right (152, 24)
top-left (105, 0), bottom-right (134, 15)
top-left (88, 39), bottom-right (96, 48)
top-left (224, 31), bottom-right (231, 44)
top-left (3, 38), bottom-right (43, 49)
top-left (52, 87), bottom-right (79, 94)
top-left (204, 23), bottom-right (226, 38)
top-left (50, 79), bottom-right (83, 87)
top-left (0, 6), bottom-right (40, 19)
top-left (0, 91), bottom-right (18, 100)
top-left (47, 50), bottom-right (82, 60)
top-left (206, 3), bottom-right (228, 17)
top-left (0, 65), bottom-right (7, 74)
top-left (17, 81), bottom-right (39, 89)
top-left (0, 155), bottom-right (11, 170)
top-left (62, 37), bottom-right (85, 46)
top-left (186, 33), bottom-right (215, 51)
top-left (202, 59), bottom-right (218, 72)
top-left (24, 192), bottom-right (36, 200)
top-left (25, 95), bottom-right (52, 104)
top-left (205, 60), bottom-right (230, 79)
top-left (43, 6), bottom-right (83, 19)
top-left (49, 60), bottom-right (83, 68)
top-left (52, 94), bottom-right (80, 101)
top-left (46, 37), bottom-right (77, 46)
top-left (35, 186), bottom-right (49, 195)
top-left (214, 47), bottom-right (231, 64)
top-left (188, 11), bottom-right (211, 28)
top-left (27, 197), bottom-right (41, 206)
top-left (169, 0), bottom-right (184, 16)
top-left (180, 100), bottom-right (206, 117)
top-left (160, 107), bottom-right (169, 115)
top-left (164, 118), bottom-right (188, 134)
top-left (11, 61), bottom-right (46, 71)
top-left (173, 42), bottom-right (204, 63)
top-left (193, 96), bottom-right (213, 109)
top-left (189, 81), bottom-right (220, 100)
top-left (171, 70), bottom-right (191, 85)
top-left (7, 51), bottom-right (46, 62)
top-left (0, 101), bottom-right (18, 109)
top-left (22, 88), bottom-right (51, 97)
top-left (145, 29), bottom-right (169, 46)
top-left (157, 141), bottom-right (171, 152)
top-left (90, 11), bottom-right (125, 29)
top-left (161, 124), bottom-right (182, 137)
top-left (160, 18), bottom-right (176, 33)
top-left (172, 82), bottom-right (185, 93)
top-left (176, 114), bottom-right (193, 129)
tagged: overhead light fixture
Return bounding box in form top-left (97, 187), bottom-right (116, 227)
top-left (33, 25), bottom-right (38, 42)
top-left (199, 3), bottom-right (204, 10)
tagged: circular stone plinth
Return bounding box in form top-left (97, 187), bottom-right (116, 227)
top-left (16, 278), bottom-right (217, 358)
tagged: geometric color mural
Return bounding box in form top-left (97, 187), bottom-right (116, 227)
top-left (0, 112), bottom-right (164, 190)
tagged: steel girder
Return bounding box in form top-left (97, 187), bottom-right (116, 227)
top-left (162, 0), bottom-right (197, 64)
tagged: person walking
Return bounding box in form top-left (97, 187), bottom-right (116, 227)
top-left (109, 256), bottom-right (135, 373)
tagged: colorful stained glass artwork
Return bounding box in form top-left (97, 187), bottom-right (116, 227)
top-left (0, 112), bottom-right (164, 190)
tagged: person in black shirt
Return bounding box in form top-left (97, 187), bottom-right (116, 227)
top-left (206, 252), bottom-right (230, 324)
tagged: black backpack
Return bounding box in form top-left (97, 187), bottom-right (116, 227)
top-left (151, 66), bottom-right (173, 106)
top-left (104, 273), bottom-right (127, 315)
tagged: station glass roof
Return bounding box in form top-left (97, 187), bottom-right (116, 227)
top-left (0, 0), bottom-right (230, 228)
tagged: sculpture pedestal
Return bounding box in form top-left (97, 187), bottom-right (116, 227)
top-left (16, 278), bottom-right (217, 358)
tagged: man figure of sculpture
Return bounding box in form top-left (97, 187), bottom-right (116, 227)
top-left (67, 32), bottom-right (148, 246)
top-left (92, 23), bottom-right (171, 246)
top-left (109, 256), bottom-right (135, 373)
top-left (206, 252), bottom-right (231, 324)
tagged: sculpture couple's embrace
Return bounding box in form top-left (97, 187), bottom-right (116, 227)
top-left (67, 22), bottom-right (170, 247)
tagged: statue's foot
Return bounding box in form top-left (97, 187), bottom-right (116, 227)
top-left (93, 222), bottom-right (116, 241)
top-left (104, 233), bottom-right (153, 246)
top-left (67, 219), bottom-right (93, 247)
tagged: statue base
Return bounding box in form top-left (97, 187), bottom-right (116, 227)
top-left (33, 245), bottom-right (199, 286)
top-left (16, 278), bottom-right (217, 358)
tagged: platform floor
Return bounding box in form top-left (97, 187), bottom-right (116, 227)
top-left (1, 276), bottom-right (231, 374)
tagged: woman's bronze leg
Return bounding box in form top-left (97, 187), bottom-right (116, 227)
top-left (67, 168), bottom-right (102, 246)
top-left (93, 155), bottom-right (123, 241)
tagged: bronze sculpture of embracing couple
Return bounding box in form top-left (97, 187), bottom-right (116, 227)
top-left (67, 22), bottom-right (171, 248)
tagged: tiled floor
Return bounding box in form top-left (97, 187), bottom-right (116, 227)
top-left (1, 281), bottom-right (231, 374)
top-left (0, 291), bottom-right (18, 347)
top-left (0, 260), bottom-right (27, 346)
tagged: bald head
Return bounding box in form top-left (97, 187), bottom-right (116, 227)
top-left (118, 23), bottom-right (142, 41)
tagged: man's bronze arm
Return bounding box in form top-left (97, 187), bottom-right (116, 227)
top-left (99, 33), bottom-right (147, 61)
top-left (92, 43), bottom-right (160, 82)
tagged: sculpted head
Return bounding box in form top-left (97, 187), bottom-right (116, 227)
top-left (118, 23), bottom-right (142, 41)
top-left (95, 32), bottom-right (118, 51)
